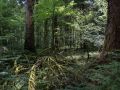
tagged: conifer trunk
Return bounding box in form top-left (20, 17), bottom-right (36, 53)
top-left (103, 0), bottom-right (120, 51)
top-left (100, 0), bottom-right (120, 60)
top-left (24, 0), bottom-right (35, 52)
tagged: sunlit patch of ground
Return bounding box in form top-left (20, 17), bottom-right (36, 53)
top-left (65, 51), bottom-right (99, 60)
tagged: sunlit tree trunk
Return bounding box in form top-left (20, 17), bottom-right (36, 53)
top-left (24, 0), bottom-right (35, 52)
top-left (100, 0), bottom-right (120, 60)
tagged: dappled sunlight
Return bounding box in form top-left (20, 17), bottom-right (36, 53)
top-left (1, 0), bottom-right (120, 90)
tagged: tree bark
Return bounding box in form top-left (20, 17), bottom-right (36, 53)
top-left (100, 0), bottom-right (120, 61)
top-left (103, 0), bottom-right (120, 51)
top-left (24, 0), bottom-right (35, 52)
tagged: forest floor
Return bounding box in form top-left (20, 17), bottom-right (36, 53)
top-left (0, 51), bottom-right (120, 90)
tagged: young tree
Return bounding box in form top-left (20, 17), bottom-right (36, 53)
top-left (24, 0), bottom-right (36, 52)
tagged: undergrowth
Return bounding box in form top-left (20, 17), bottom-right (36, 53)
top-left (0, 52), bottom-right (120, 90)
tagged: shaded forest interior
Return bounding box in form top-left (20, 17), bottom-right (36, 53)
top-left (0, 0), bottom-right (120, 90)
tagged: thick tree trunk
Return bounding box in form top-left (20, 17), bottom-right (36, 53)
top-left (103, 0), bottom-right (120, 51)
top-left (24, 0), bottom-right (35, 52)
top-left (99, 0), bottom-right (120, 61)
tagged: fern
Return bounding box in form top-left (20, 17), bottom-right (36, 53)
top-left (28, 65), bottom-right (36, 90)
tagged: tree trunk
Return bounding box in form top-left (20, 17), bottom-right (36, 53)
top-left (103, 0), bottom-right (120, 51)
top-left (44, 19), bottom-right (49, 49)
top-left (52, 15), bottom-right (59, 52)
top-left (24, 0), bottom-right (35, 52)
top-left (100, 0), bottom-right (120, 60)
